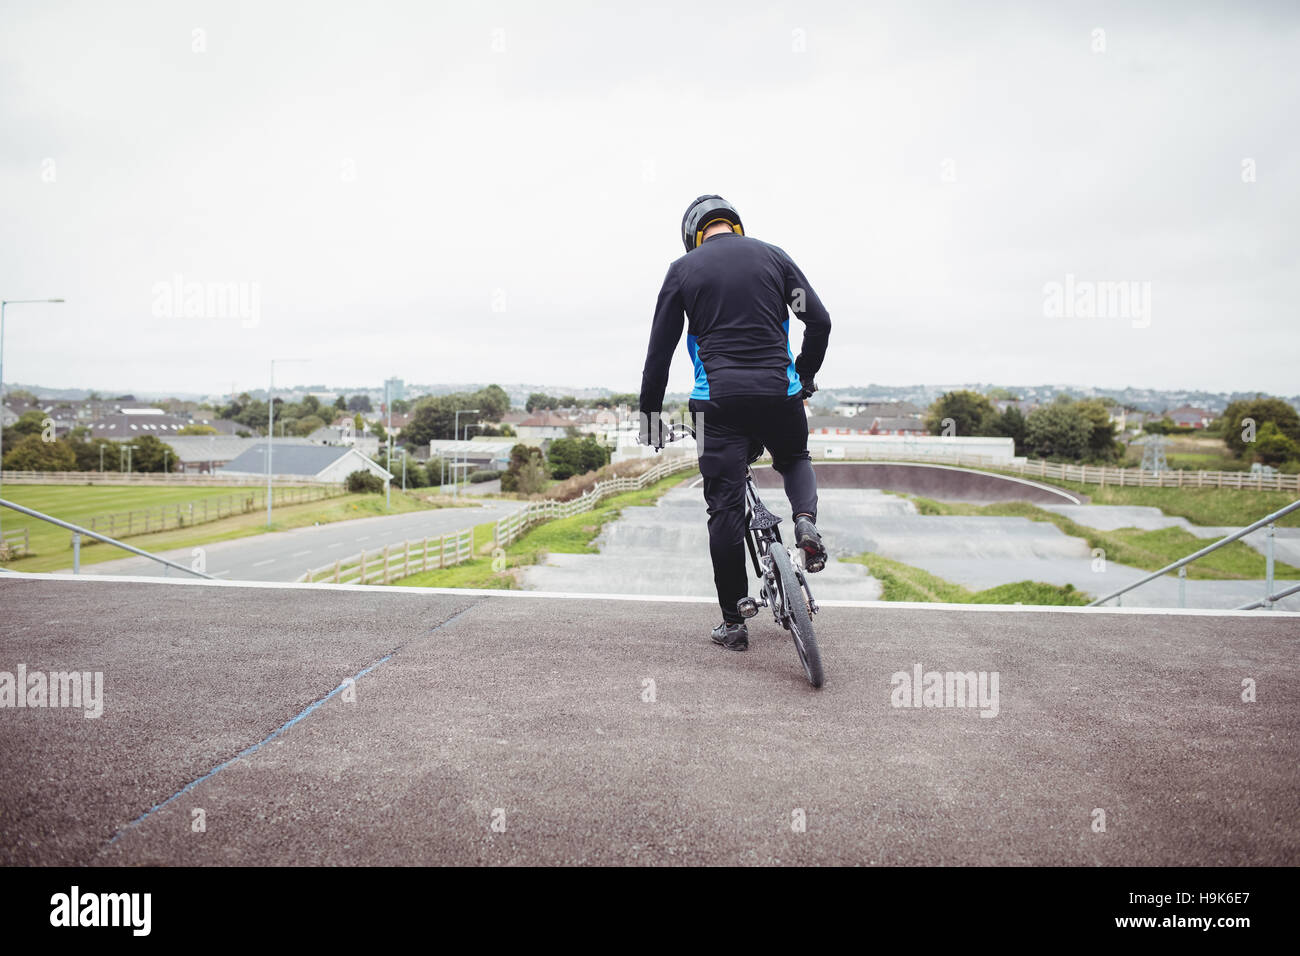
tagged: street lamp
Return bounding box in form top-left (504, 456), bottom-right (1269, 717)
top-left (453, 408), bottom-right (480, 498)
top-left (0, 298), bottom-right (64, 537)
top-left (267, 358), bottom-right (309, 528)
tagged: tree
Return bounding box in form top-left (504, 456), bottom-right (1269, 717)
top-left (333, 395), bottom-right (347, 412)
top-left (69, 437), bottom-right (119, 471)
top-left (2, 434), bottom-right (76, 471)
top-left (500, 443), bottom-right (547, 493)
top-left (1025, 402), bottom-right (1092, 460)
top-left (1076, 399), bottom-right (1121, 461)
top-left (178, 424), bottom-right (217, 435)
top-left (1219, 397), bottom-right (1300, 457)
top-left (926, 390), bottom-right (997, 437)
top-left (547, 438), bottom-right (583, 480)
top-left (345, 469), bottom-right (385, 493)
top-left (4, 409), bottom-right (47, 442)
top-left (526, 392), bottom-right (559, 413)
top-left (578, 434), bottom-right (609, 473)
top-left (989, 406), bottom-right (1027, 456)
top-left (347, 394), bottom-right (373, 413)
top-left (1253, 422), bottom-right (1299, 466)
top-left (130, 435), bottom-right (176, 472)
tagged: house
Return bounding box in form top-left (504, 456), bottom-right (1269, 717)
top-left (516, 412), bottom-right (581, 441)
top-left (161, 436), bottom-right (313, 474)
top-left (1167, 405), bottom-right (1212, 429)
top-left (807, 415), bottom-right (872, 437)
top-left (86, 412), bottom-right (192, 440)
top-left (427, 438), bottom-right (516, 474)
top-left (867, 416), bottom-right (928, 437)
top-left (831, 394), bottom-right (876, 416)
top-left (218, 443), bottom-right (393, 483)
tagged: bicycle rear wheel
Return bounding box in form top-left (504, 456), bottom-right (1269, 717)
top-left (770, 544), bottom-right (823, 688)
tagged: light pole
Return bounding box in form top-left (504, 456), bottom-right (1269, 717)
top-left (384, 379), bottom-right (392, 510)
top-left (463, 423), bottom-right (483, 484)
top-left (453, 408), bottom-right (480, 498)
top-left (267, 358), bottom-right (309, 528)
top-left (0, 298), bottom-right (64, 536)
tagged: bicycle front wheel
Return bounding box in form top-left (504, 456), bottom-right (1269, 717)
top-left (770, 545), bottom-right (823, 688)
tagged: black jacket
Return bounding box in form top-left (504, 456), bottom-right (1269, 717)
top-left (638, 231), bottom-right (831, 413)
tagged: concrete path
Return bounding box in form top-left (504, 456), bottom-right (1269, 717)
top-left (523, 486), bottom-right (1300, 610)
top-left (1, 575), bottom-right (1295, 866)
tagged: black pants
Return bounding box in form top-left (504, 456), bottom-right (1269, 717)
top-left (688, 392), bottom-right (818, 624)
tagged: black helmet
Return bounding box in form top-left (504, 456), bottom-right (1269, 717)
top-left (681, 194), bottom-right (744, 253)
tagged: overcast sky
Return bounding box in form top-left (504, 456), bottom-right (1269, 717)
top-left (2, 0), bottom-right (1296, 400)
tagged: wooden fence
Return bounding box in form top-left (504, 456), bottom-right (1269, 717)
top-left (297, 528), bottom-right (475, 585)
top-left (294, 453), bottom-right (701, 586)
top-left (494, 454), bottom-right (701, 548)
top-left (1008, 459), bottom-right (1297, 491)
top-left (806, 451), bottom-right (1298, 492)
top-left (85, 485), bottom-right (344, 539)
top-left (0, 527), bottom-right (29, 560)
top-left (0, 470), bottom-right (338, 487)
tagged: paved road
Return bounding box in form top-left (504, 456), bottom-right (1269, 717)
top-left (2, 575), bottom-right (1295, 865)
top-left (72, 498), bottom-right (525, 582)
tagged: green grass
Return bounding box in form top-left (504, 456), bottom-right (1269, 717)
top-left (965, 463), bottom-right (1300, 528)
top-left (1, 484), bottom-right (472, 573)
top-left (895, 493), bottom-right (1300, 580)
top-left (842, 552), bottom-right (1091, 605)
top-left (394, 470), bottom-right (696, 589)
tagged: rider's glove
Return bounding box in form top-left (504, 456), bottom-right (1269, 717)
top-left (637, 412), bottom-right (665, 451)
top-left (800, 379), bottom-right (819, 400)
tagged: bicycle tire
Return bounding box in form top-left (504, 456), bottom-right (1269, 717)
top-left (770, 544), bottom-right (824, 688)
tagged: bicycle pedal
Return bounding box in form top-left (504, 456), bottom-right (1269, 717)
top-left (736, 596), bottom-right (759, 619)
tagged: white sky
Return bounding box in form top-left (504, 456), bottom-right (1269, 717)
top-left (2, 0), bottom-right (1297, 398)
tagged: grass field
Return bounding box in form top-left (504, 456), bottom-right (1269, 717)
top-left (0, 484), bottom-right (472, 573)
top-left (975, 464), bottom-right (1300, 527)
top-left (843, 552), bottom-right (1092, 605)
top-left (896, 493), bottom-right (1300, 580)
top-left (394, 470), bottom-right (695, 589)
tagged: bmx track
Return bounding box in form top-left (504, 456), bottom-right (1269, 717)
top-left (2, 574), bottom-right (1295, 866)
top-left (750, 461), bottom-right (1084, 504)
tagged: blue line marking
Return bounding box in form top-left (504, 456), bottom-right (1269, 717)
top-left (108, 603), bottom-right (479, 844)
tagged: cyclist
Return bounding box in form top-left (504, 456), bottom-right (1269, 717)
top-left (637, 194), bottom-right (831, 652)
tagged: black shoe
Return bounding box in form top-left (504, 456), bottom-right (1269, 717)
top-left (794, 514), bottom-right (827, 573)
top-left (710, 621), bottom-right (749, 651)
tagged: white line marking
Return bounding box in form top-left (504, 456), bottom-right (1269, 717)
top-left (327, 542), bottom-right (343, 548)
top-left (252, 559), bottom-right (275, 567)
top-left (9, 572), bottom-right (1297, 617)
top-left (291, 550), bottom-right (312, 557)
top-left (213, 570), bottom-right (230, 578)
top-left (357, 536), bottom-right (371, 541)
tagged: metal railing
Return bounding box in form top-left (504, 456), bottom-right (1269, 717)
top-left (0, 497), bottom-right (214, 578)
top-left (1087, 498), bottom-right (1300, 609)
top-left (297, 529), bottom-right (475, 585)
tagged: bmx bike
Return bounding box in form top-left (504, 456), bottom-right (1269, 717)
top-left (665, 421), bottom-right (824, 688)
